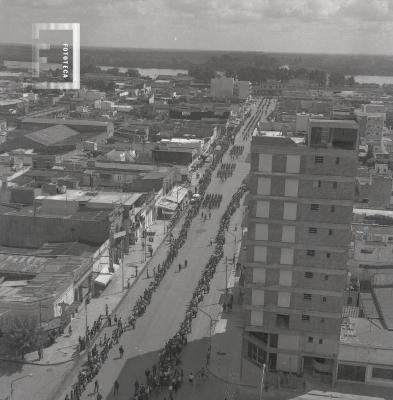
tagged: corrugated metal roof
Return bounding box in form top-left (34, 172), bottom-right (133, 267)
top-left (373, 287), bottom-right (393, 330)
top-left (25, 125), bottom-right (79, 146)
top-left (22, 117), bottom-right (111, 127)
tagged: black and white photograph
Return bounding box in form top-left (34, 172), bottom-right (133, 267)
top-left (0, 1), bottom-right (392, 399)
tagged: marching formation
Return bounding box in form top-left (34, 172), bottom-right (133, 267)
top-left (229, 145), bottom-right (244, 159)
top-left (201, 193), bottom-right (223, 209)
top-left (63, 126), bottom-right (238, 400)
top-left (145, 182), bottom-right (248, 400)
top-left (216, 163), bottom-right (236, 182)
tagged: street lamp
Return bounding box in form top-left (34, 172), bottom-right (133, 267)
top-left (84, 296), bottom-right (90, 341)
top-left (259, 363), bottom-right (266, 400)
top-left (197, 307), bottom-right (216, 339)
top-left (10, 374), bottom-right (33, 399)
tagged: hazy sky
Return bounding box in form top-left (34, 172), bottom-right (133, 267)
top-left (1, 0), bottom-right (393, 54)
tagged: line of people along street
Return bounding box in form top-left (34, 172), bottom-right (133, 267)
top-left (63, 126), bottom-right (235, 400)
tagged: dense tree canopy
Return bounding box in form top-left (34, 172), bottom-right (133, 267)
top-left (188, 65), bottom-right (216, 82)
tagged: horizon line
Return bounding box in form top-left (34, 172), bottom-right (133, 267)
top-left (1, 41), bottom-right (393, 58)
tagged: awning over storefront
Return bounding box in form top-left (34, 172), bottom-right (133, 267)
top-left (94, 273), bottom-right (112, 287)
top-left (156, 198), bottom-right (178, 211)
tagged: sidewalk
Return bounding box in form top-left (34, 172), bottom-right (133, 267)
top-left (12, 218), bottom-right (172, 365)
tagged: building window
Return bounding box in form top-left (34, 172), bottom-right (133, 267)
top-left (313, 180), bottom-right (322, 188)
top-left (322, 297), bottom-right (327, 302)
top-left (331, 205), bottom-right (335, 212)
top-left (324, 275), bottom-right (329, 280)
top-left (310, 203), bottom-right (319, 211)
top-left (302, 314), bottom-right (310, 321)
top-left (304, 293), bottom-right (312, 300)
top-left (280, 248), bottom-right (294, 265)
top-left (286, 155), bottom-right (301, 173)
top-left (256, 201), bottom-right (270, 218)
top-left (337, 364), bottom-right (366, 382)
top-left (259, 154), bottom-right (273, 172)
top-left (270, 333), bottom-right (278, 348)
top-left (247, 341), bottom-right (265, 366)
top-left (329, 229), bottom-right (333, 235)
top-left (333, 182), bottom-right (338, 189)
top-left (308, 227), bottom-right (317, 234)
top-left (283, 202), bottom-right (297, 220)
top-left (319, 338), bottom-right (323, 344)
top-left (307, 250), bottom-right (315, 256)
top-left (372, 367), bottom-right (393, 381)
top-left (336, 157), bottom-right (340, 165)
top-left (276, 314), bottom-right (290, 328)
top-left (326, 253), bottom-right (331, 258)
top-left (277, 292), bottom-right (291, 307)
top-left (305, 272), bottom-right (314, 279)
top-left (284, 179), bottom-right (299, 197)
top-left (308, 337), bottom-right (313, 343)
top-left (315, 156), bottom-right (324, 163)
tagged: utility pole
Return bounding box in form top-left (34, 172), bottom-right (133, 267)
top-left (225, 256), bottom-right (228, 294)
top-left (121, 250), bottom-right (124, 290)
top-left (85, 296), bottom-right (89, 339)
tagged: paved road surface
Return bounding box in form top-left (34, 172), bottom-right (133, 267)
top-left (0, 97), bottom-right (274, 400)
top-left (67, 98), bottom-right (275, 400)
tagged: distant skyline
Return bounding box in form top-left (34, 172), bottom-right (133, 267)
top-left (1, 0), bottom-right (393, 55)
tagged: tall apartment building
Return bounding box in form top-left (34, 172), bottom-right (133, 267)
top-left (242, 119), bottom-right (358, 382)
top-left (210, 77), bottom-right (234, 98)
top-left (234, 80), bottom-right (251, 100)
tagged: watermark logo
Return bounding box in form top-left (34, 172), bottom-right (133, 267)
top-left (32, 23), bottom-right (80, 90)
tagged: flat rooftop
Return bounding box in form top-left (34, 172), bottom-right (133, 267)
top-left (21, 117), bottom-right (112, 127)
top-left (289, 391), bottom-right (385, 400)
top-left (36, 190), bottom-right (143, 207)
top-left (309, 118), bottom-right (359, 129)
top-left (0, 242), bottom-right (97, 303)
top-left (353, 208), bottom-right (393, 219)
top-left (3, 205), bottom-right (110, 221)
top-left (339, 317), bottom-right (393, 365)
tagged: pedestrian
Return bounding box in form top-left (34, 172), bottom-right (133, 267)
top-left (94, 379), bottom-right (99, 393)
top-left (178, 263), bottom-right (182, 272)
top-left (146, 268), bottom-right (149, 278)
top-left (135, 266), bottom-right (138, 277)
top-left (119, 344), bottom-right (124, 358)
top-left (96, 392), bottom-right (102, 400)
top-left (114, 380), bottom-right (119, 396)
top-left (206, 346), bottom-right (211, 365)
top-left (105, 303), bottom-right (108, 316)
top-left (188, 372), bottom-right (194, 384)
top-left (127, 278), bottom-right (130, 289)
top-left (184, 259), bottom-right (188, 268)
